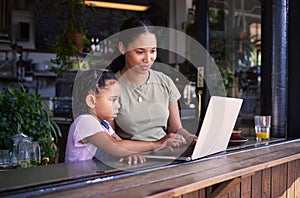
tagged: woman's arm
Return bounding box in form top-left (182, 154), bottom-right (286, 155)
top-left (167, 101), bottom-right (198, 144)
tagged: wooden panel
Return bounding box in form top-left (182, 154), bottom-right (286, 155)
top-left (182, 190), bottom-right (199, 198)
top-left (210, 178), bottom-right (241, 198)
top-left (261, 168), bottom-right (271, 198)
top-left (271, 164), bottom-right (287, 198)
top-left (199, 188), bottom-right (206, 198)
top-left (218, 194), bottom-right (228, 198)
top-left (296, 159), bottom-right (300, 198)
top-left (241, 174), bottom-right (251, 197)
top-left (294, 160), bottom-right (300, 198)
top-left (228, 181), bottom-right (240, 198)
top-left (279, 164), bottom-right (288, 197)
top-left (252, 170), bottom-right (262, 198)
top-left (287, 160), bottom-right (296, 197)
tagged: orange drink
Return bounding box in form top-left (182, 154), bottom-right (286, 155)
top-left (254, 116), bottom-right (271, 141)
top-left (256, 132), bottom-right (270, 139)
top-left (255, 127), bottom-right (270, 141)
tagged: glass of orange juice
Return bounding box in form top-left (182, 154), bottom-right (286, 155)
top-left (254, 115), bottom-right (271, 141)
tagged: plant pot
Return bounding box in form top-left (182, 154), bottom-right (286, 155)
top-left (65, 32), bottom-right (83, 52)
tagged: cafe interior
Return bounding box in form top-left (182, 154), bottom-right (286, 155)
top-left (0, 0), bottom-right (300, 197)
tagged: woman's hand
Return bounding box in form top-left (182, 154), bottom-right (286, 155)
top-left (175, 128), bottom-right (198, 145)
top-left (167, 133), bottom-right (187, 147)
top-left (154, 133), bottom-right (187, 151)
top-left (118, 154), bottom-right (146, 165)
top-left (186, 134), bottom-right (198, 145)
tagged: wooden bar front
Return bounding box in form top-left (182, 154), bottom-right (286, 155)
top-left (31, 139), bottom-right (300, 198)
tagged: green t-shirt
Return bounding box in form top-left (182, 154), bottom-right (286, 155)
top-left (115, 69), bottom-right (181, 141)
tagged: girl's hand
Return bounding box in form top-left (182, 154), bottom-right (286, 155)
top-left (118, 154), bottom-right (146, 165)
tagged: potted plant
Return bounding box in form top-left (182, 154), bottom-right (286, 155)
top-left (51, 0), bottom-right (91, 73)
top-left (0, 85), bottom-right (61, 164)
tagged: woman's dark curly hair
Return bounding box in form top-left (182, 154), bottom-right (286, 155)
top-left (72, 69), bottom-right (117, 118)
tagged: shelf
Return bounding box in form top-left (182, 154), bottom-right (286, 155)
top-left (32, 71), bottom-right (57, 77)
top-left (21, 48), bottom-right (55, 54)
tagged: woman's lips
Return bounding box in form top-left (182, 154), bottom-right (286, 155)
top-left (139, 65), bottom-right (151, 71)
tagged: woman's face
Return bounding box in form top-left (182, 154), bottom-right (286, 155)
top-left (94, 81), bottom-right (121, 121)
top-left (123, 32), bottom-right (157, 74)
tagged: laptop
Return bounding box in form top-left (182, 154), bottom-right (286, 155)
top-left (143, 96), bottom-right (243, 161)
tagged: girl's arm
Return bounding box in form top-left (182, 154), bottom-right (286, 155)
top-left (167, 101), bottom-right (198, 144)
top-left (85, 131), bottom-right (181, 158)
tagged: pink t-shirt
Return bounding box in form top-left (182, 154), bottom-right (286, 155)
top-left (65, 114), bottom-right (115, 162)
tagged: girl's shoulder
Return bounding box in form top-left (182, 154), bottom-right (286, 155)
top-left (73, 114), bottom-right (98, 124)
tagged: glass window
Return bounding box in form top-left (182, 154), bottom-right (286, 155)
top-left (181, 0), bottom-right (273, 146)
top-left (208, 0), bottom-right (265, 145)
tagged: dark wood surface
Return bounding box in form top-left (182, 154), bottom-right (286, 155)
top-left (0, 139), bottom-right (299, 197)
top-left (28, 139), bottom-right (300, 198)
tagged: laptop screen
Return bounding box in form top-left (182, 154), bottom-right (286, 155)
top-left (191, 96), bottom-right (243, 160)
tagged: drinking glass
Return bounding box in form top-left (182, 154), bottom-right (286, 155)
top-left (254, 115), bottom-right (271, 141)
top-left (0, 150), bottom-right (10, 167)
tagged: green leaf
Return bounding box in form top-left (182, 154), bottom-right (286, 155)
top-left (0, 86), bottom-right (61, 161)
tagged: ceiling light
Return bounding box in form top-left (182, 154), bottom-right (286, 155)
top-left (84, 1), bottom-right (150, 12)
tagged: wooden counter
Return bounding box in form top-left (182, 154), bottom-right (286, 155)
top-left (1, 139), bottom-right (299, 198)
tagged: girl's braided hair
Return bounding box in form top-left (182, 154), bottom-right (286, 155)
top-left (72, 69), bottom-right (117, 118)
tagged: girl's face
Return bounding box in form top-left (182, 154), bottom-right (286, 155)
top-left (93, 80), bottom-right (121, 121)
top-left (123, 32), bottom-right (157, 74)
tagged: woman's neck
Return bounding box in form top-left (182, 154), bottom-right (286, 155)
top-left (121, 68), bottom-right (149, 86)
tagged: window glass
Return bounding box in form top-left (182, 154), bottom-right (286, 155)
top-left (208, 0), bottom-right (264, 144)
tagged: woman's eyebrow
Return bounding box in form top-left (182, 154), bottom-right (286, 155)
top-left (135, 47), bottom-right (156, 50)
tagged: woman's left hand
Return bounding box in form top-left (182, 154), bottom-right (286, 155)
top-left (186, 134), bottom-right (198, 145)
top-left (166, 133), bottom-right (187, 147)
top-left (119, 154), bottom-right (146, 165)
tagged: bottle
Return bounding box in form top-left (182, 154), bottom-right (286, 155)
top-left (11, 124), bottom-right (24, 166)
top-left (11, 123), bottom-right (37, 168)
top-left (18, 136), bottom-right (32, 168)
top-left (11, 133), bottom-right (22, 166)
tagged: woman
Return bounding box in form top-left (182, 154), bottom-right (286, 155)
top-left (110, 17), bottom-right (197, 144)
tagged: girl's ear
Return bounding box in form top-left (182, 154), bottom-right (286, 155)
top-left (118, 41), bottom-right (126, 54)
top-left (86, 94), bottom-right (96, 109)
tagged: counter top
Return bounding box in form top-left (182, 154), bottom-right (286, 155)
top-left (0, 138), bottom-right (299, 197)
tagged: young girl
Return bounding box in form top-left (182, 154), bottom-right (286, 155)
top-left (65, 69), bottom-right (185, 164)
